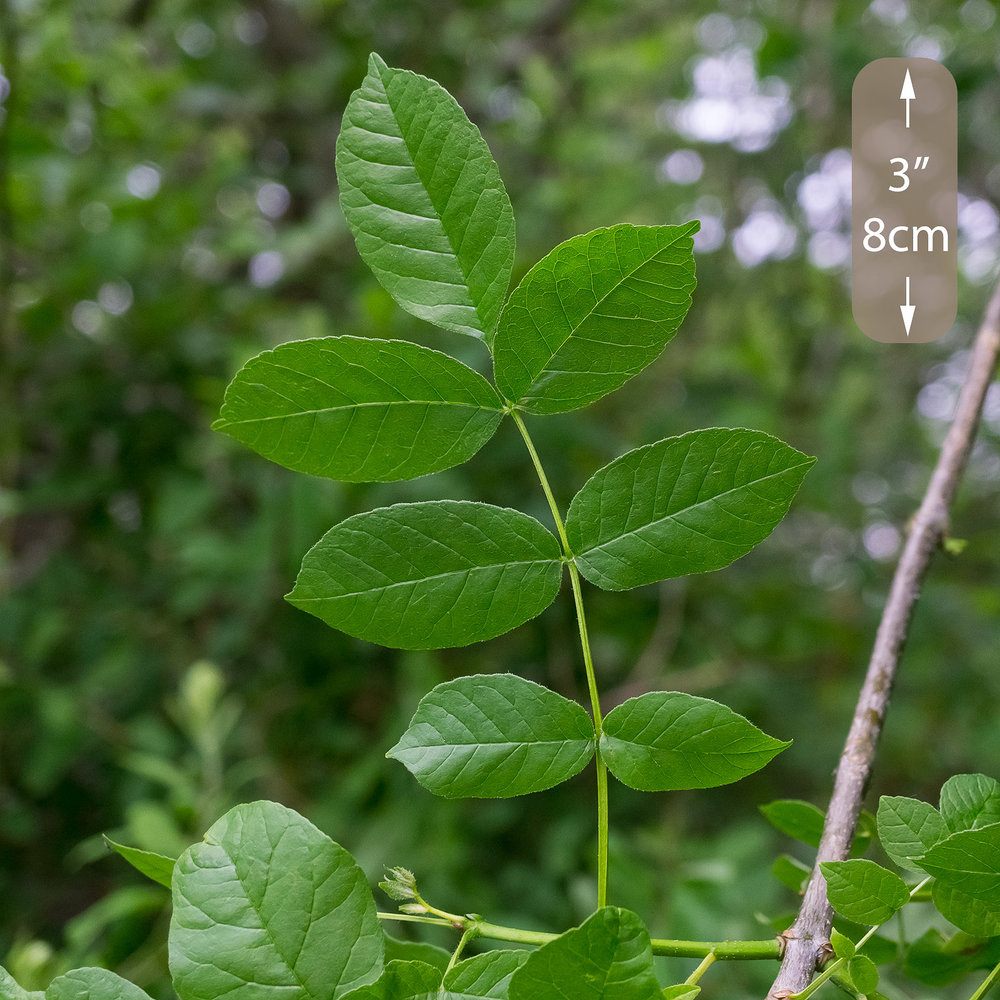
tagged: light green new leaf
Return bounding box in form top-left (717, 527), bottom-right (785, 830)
top-left (387, 674), bottom-right (595, 798)
top-left (930, 882), bottom-right (1000, 938)
top-left (600, 691), bottom-right (790, 791)
top-left (493, 223), bottom-right (698, 411)
top-left (104, 836), bottom-right (175, 889)
top-left (170, 801), bottom-right (383, 1000)
top-left (509, 908), bottom-right (661, 1000)
top-left (45, 970), bottom-right (153, 1000)
top-left (213, 337), bottom-right (504, 482)
top-left (919, 823), bottom-right (1000, 906)
top-left (939, 774), bottom-right (1000, 833)
top-left (660, 988), bottom-right (700, 999)
top-left (820, 860), bottom-right (909, 925)
top-left (566, 429), bottom-right (815, 591)
top-left (336, 53), bottom-right (514, 340)
top-left (876, 796), bottom-right (946, 871)
top-left (288, 501), bottom-right (562, 649)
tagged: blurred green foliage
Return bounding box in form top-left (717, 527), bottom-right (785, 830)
top-left (1, 1), bottom-right (998, 996)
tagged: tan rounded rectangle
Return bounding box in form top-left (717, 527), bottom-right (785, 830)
top-left (852, 58), bottom-right (957, 343)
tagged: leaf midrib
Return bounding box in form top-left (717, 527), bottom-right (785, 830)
top-left (520, 227), bottom-right (692, 387)
top-left (295, 557), bottom-right (559, 602)
top-left (578, 457), bottom-right (814, 558)
top-left (219, 397), bottom-right (503, 427)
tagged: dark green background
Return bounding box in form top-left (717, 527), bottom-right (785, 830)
top-left (1, 0), bottom-right (998, 995)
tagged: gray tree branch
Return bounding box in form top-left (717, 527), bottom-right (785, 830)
top-left (766, 278), bottom-right (1000, 999)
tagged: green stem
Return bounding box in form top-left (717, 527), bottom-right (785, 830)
top-left (376, 913), bottom-right (780, 961)
top-left (445, 926), bottom-right (477, 975)
top-left (685, 951), bottom-right (716, 985)
top-left (509, 408), bottom-right (608, 908)
top-left (970, 960), bottom-right (1000, 1000)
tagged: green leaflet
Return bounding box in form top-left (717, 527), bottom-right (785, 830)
top-left (509, 908), bottom-right (661, 1000)
top-left (876, 796), bottom-right (946, 871)
top-left (339, 961), bottom-right (440, 1000)
top-left (383, 939), bottom-right (450, 975)
top-left (904, 928), bottom-right (1000, 987)
top-left (939, 774), bottom-right (1000, 833)
top-left (847, 955), bottom-right (879, 995)
top-left (566, 428), bottom-right (815, 591)
top-left (759, 800), bottom-right (826, 848)
top-left (169, 801), bottom-right (383, 1000)
top-left (493, 223), bottom-right (698, 411)
top-left (918, 823), bottom-right (1000, 906)
top-left (342, 952), bottom-right (527, 1000)
top-left (287, 501), bottom-right (563, 649)
top-left (771, 854), bottom-right (811, 893)
top-left (387, 674), bottom-right (595, 798)
top-left (336, 53), bottom-right (514, 340)
top-left (104, 836), bottom-right (175, 889)
top-left (45, 970), bottom-right (153, 1000)
top-left (931, 882), bottom-right (1000, 938)
top-left (599, 691), bottom-right (790, 791)
top-left (213, 337), bottom-right (504, 482)
top-left (820, 860), bottom-right (909, 925)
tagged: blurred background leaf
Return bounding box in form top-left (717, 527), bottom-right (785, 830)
top-left (2, 1), bottom-right (999, 997)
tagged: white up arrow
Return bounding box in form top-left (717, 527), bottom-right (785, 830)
top-left (900, 69), bottom-right (915, 128)
top-left (900, 276), bottom-right (915, 337)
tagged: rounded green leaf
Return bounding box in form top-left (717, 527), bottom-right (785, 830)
top-left (930, 881), bottom-right (1000, 937)
top-left (876, 796), bottom-right (946, 871)
top-left (287, 501), bottom-right (563, 649)
top-left (566, 428), bottom-right (816, 591)
top-left (918, 823), bottom-right (1000, 906)
top-left (169, 801), bottom-right (383, 1000)
top-left (509, 907), bottom-right (660, 1000)
top-left (387, 674), bottom-right (595, 798)
top-left (340, 961), bottom-right (441, 1000)
top-left (444, 951), bottom-right (529, 998)
top-left (939, 774), bottom-right (1000, 833)
top-left (600, 691), bottom-right (790, 791)
top-left (493, 223), bottom-right (698, 412)
top-left (213, 337), bottom-right (504, 482)
top-left (820, 859), bottom-right (909, 925)
top-left (336, 53), bottom-right (514, 340)
top-left (848, 955), bottom-right (879, 994)
top-left (46, 970), bottom-right (152, 1000)
top-left (760, 800), bottom-right (826, 847)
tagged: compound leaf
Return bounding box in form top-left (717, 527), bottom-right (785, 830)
top-left (388, 674), bottom-right (595, 798)
top-left (939, 774), bottom-right (1000, 833)
top-left (169, 801), bottom-right (383, 1000)
top-left (213, 337), bottom-right (504, 482)
top-left (876, 796), bottom-right (946, 871)
top-left (288, 501), bottom-right (562, 649)
top-left (509, 908), bottom-right (660, 1000)
top-left (493, 223), bottom-right (698, 412)
top-left (600, 691), bottom-right (789, 791)
top-left (820, 860), bottom-right (909, 925)
top-left (336, 53), bottom-right (514, 340)
top-left (566, 429), bottom-right (815, 591)
top-left (919, 823), bottom-right (1000, 906)
top-left (45, 971), bottom-right (152, 1000)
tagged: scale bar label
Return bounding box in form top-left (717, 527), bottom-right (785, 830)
top-left (852, 58), bottom-right (957, 343)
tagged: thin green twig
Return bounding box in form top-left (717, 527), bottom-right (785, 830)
top-left (969, 960), bottom-right (1000, 1000)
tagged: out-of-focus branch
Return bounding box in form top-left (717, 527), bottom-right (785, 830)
top-left (766, 277), bottom-right (1000, 999)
